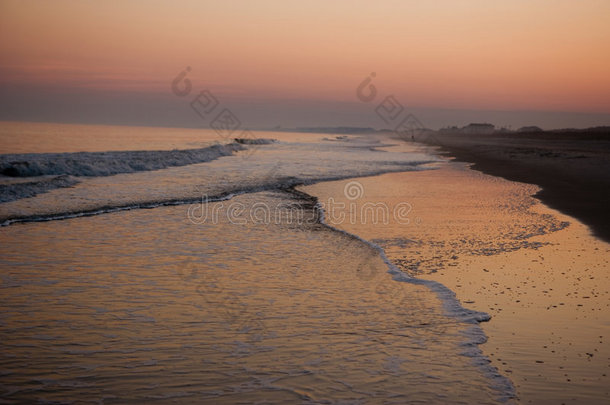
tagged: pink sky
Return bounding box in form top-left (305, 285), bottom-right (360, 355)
top-left (1, 0), bottom-right (609, 128)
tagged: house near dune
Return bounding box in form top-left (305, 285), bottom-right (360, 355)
top-left (461, 123), bottom-right (495, 134)
top-left (517, 126), bottom-right (543, 133)
top-left (438, 123), bottom-right (498, 135)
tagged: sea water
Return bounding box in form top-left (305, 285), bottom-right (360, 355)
top-left (0, 121), bottom-right (514, 403)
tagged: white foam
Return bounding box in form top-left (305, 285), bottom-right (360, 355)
top-left (0, 143), bottom-right (244, 177)
top-left (309, 192), bottom-right (516, 401)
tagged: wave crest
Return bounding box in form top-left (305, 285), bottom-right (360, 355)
top-left (0, 143), bottom-right (246, 178)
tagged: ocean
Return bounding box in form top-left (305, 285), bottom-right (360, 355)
top-left (0, 121), bottom-right (516, 403)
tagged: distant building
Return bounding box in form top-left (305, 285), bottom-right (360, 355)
top-left (438, 126), bottom-right (460, 134)
top-left (517, 126), bottom-right (543, 133)
top-left (461, 123), bottom-right (495, 134)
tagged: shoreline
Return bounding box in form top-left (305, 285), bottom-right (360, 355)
top-left (302, 161), bottom-right (610, 404)
top-left (410, 131), bottom-right (610, 243)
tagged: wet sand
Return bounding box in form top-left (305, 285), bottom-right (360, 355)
top-left (302, 163), bottom-right (610, 404)
top-left (413, 130), bottom-right (610, 243)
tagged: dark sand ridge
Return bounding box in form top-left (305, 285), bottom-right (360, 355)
top-left (410, 129), bottom-right (610, 243)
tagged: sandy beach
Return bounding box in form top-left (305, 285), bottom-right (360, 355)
top-left (302, 158), bottom-right (610, 404)
top-left (414, 130), bottom-right (610, 243)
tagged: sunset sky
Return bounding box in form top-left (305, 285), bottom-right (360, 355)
top-left (1, 0), bottom-right (609, 129)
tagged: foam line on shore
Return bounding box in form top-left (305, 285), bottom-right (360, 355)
top-left (0, 163), bottom-right (432, 227)
top-left (289, 186), bottom-right (517, 402)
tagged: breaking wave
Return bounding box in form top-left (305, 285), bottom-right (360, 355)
top-left (0, 142), bottom-right (251, 178)
top-left (0, 140), bottom-right (276, 203)
top-left (0, 175), bottom-right (79, 203)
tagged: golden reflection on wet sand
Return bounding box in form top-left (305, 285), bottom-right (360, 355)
top-left (302, 163), bottom-right (610, 404)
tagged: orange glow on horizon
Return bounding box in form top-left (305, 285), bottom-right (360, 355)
top-left (1, 0), bottom-right (609, 113)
